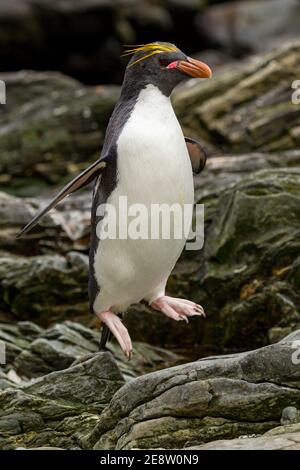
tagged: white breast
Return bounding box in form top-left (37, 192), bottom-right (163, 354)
top-left (93, 85), bottom-right (194, 313)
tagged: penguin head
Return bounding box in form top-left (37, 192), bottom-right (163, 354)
top-left (122, 42), bottom-right (212, 96)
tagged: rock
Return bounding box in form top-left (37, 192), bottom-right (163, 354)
top-left (0, 320), bottom-right (182, 380)
top-left (0, 71), bottom-right (119, 196)
top-left (187, 422), bottom-right (300, 450)
top-left (0, 252), bottom-right (89, 322)
top-left (173, 39), bottom-right (300, 153)
top-left (0, 1), bottom-right (207, 86)
top-left (107, 341), bottom-right (183, 381)
top-left (193, 168), bottom-right (300, 352)
top-left (16, 446), bottom-right (64, 450)
top-left (0, 352), bottom-right (124, 449)
top-left (23, 351), bottom-right (123, 406)
top-left (281, 406), bottom-right (300, 425)
top-left (194, 150), bottom-right (300, 198)
top-left (0, 322), bottom-right (42, 363)
top-left (197, 0), bottom-right (300, 56)
top-left (6, 369), bottom-right (22, 386)
top-left (0, 191), bottom-right (92, 255)
top-left (0, 330), bottom-right (180, 449)
top-left (14, 338), bottom-right (78, 378)
top-left (0, 371), bottom-right (18, 391)
top-left (0, 1), bottom-right (121, 84)
top-left (86, 330), bottom-right (300, 450)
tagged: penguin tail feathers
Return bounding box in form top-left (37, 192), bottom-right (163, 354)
top-left (16, 158), bottom-right (107, 238)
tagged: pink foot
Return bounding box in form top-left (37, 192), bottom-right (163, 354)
top-left (96, 311), bottom-right (133, 359)
top-left (150, 296), bottom-right (205, 323)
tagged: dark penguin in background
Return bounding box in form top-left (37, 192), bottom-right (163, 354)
top-left (18, 42), bottom-right (212, 358)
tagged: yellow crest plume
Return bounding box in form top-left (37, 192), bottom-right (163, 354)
top-left (122, 43), bottom-right (178, 67)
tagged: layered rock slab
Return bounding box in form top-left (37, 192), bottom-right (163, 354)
top-left (86, 330), bottom-right (300, 450)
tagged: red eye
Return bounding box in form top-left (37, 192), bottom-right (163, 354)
top-left (166, 61), bottom-right (178, 69)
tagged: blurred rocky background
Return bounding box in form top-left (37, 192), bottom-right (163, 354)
top-left (0, 0), bottom-right (300, 451)
top-left (1, 0), bottom-right (299, 85)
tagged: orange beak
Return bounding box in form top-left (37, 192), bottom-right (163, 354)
top-left (167, 57), bottom-right (212, 79)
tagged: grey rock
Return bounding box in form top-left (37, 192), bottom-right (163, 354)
top-left (0, 352), bottom-right (124, 449)
top-left (173, 39), bottom-right (300, 153)
top-left (0, 71), bottom-right (119, 196)
top-left (0, 322), bottom-right (42, 364)
top-left (24, 352), bottom-right (124, 407)
top-left (0, 252), bottom-right (89, 322)
top-left (16, 446), bottom-right (64, 450)
top-left (187, 422), bottom-right (300, 450)
top-left (194, 150), bottom-right (300, 198)
top-left (0, 1), bottom-right (208, 87)
top-left (198, 0), bottom-right (300, 56)
top-left (281, 406), bottom-right (300, 425)
top-left (0, 371), bottom-right (18, 391)
top-left (107, 341), bottom-right (183, 382)
top-left (86, 330), bottom-right (300, 449)
top-left (14, 339), bottom-right (77, 378)
top-left (0, 320), bottom-right (182, 381)
top-left (0, 190), bottom-right (92, 255)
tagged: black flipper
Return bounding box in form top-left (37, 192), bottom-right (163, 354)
top-left (16, 158), bottom-right (107, 238)
top-left (185, 137), bottom-right (207, 174)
